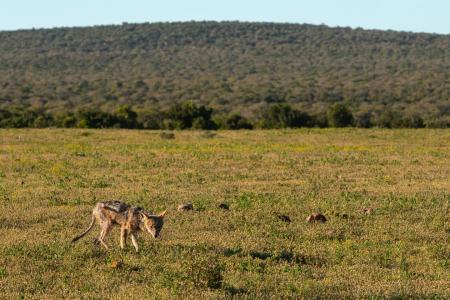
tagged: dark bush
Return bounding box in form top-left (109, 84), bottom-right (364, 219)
top-left (354, 111), bottom-right (373, 128)
top-left (115, 105), bottom-right (139, 128)
top-left (216, 113), bottom-right (254, 129)
top-left (165, 101), bottom-right (217, 130)
top-left (402, 114), bottom-right (425, 128)
top-left (75, 109), bottom-right (118, 128)
top-left (376, 110), bottom-right (403, 128)
top-left (259, 104), bottom-right (313, 128)
top-left (137, 109), bottom-right (162, 129)
top-left (327, 103), bottom-right (354, 127)
top-left (311, 112), bottom-right (329, 128)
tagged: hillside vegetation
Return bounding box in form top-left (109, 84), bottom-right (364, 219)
top-left (0, 21), bottom-right (449, 127)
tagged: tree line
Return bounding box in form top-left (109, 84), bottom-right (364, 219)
top-left (0, 102), bottom-right (440, 129)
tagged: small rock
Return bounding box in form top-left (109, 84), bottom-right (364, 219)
top-left (326, 229), bottom-right (336, 236)
top-left (160, 132), bottom-right (175, 139)
top-left (218, 203), bottom-right (229, 210)
top-left (306, 213), bottom-right (327, 223)
top-left (361, 207), bottom-right (374, 215)
top-left (201, 131), bottom-right (217, 139)
top-left (277, 214), bottom-right (292, 223)
top-left (177, 203), bottom-right (194, 212)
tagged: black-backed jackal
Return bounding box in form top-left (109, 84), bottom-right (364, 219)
top-left (71, 201), bottom-right (166, 252)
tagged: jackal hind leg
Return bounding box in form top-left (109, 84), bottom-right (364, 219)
top-left (98, 222), bottom-right (112, 250)
top-left (130, 233), bottom-right (139, 252)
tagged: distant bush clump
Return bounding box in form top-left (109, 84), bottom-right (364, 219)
top-left (327, 104), bottom-right (354, 127)
top-left (259, 104), bottom-right (314, 129)
top-left (215, 114), bottom-right (254, 129)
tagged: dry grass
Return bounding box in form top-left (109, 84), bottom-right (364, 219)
top-left (0, 128), bottom-right (449, 299)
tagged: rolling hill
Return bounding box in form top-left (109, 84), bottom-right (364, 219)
top-left (0, 21), bottom-right (449, 127)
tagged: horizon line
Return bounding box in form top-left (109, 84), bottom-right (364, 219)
top-left (1, 20), bottom-right (449, 36)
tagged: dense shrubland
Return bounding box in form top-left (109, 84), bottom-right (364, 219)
top-left (0, 21), bottom-right (449, 127)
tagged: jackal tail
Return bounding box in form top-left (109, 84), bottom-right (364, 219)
top-left (71, 215), bottom-right (95, 243)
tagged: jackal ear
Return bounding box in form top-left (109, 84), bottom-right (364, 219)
top-left (158, 210), bottom-right (167, 218)
top-left (140, 212), bottom-right (148, 220)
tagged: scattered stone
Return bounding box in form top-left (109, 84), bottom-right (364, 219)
top-left (249, 251), bottom-right (272, 260)
top-left (129, 266), bottom-right (141, 272)
top-left (277, 214), bottom-right (292, 223)
top-left (306, 213), bottom-right (327, 223)
top-left (218, 203), bottom-right (229, 210)
top-left (201, 131), bottom-right (217, 139)
top-left (326, 229), bottom-right (336, 236)
top-left (361, 207), bottom-right (374, 215)
top-left (177, 203), bottom-right (194, 212)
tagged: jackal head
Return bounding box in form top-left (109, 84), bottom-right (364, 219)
top-left (141, 211), bottom-right (167, 238)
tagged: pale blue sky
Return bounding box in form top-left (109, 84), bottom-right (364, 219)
top-left (1, 0), bottom-right (449, 34)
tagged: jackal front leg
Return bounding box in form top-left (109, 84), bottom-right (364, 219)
top-left (130, 233), bottom-right (139, 252)
top-left (120, 227), bottom-right (128, 250)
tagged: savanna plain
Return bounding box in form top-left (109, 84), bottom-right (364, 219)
top-left (0, 129), bottom-right (448, 299)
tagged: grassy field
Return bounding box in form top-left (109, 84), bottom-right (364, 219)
top-left (0, 129), bottom-right (448, 299)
